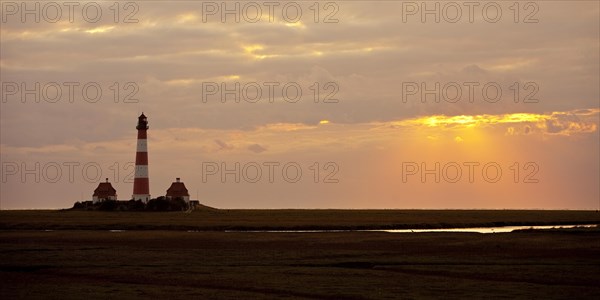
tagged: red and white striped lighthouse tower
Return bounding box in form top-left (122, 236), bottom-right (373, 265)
top-left (133, 113), bottom-right (150, 202)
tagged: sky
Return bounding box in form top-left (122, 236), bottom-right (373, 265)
top-left (1, 1), bottom-right (599, 209)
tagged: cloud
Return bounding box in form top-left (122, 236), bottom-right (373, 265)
top-left (247, 144), bottom-right (267, 153)
top-left (541, 111), bottom-right (599, 136)
top-left (2, 2), bottom-right (598, 137)
top-left (214, 139), bottom-right (233, 151)
top-left (1, 2), bottom-right (598, 209)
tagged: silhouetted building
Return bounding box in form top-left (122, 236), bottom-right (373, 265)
top-left (166, 178), bottom-right (190, 202)
top-left (93, 178), bottom-right (117, 203)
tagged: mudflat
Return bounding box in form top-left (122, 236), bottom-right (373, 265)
top-left (1, 210), bottom-right (599, 299)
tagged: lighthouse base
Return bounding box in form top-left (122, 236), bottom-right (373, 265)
top-left (132, 194), bottom-right (151, 203)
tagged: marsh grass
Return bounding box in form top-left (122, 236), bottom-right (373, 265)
top-left (1, 209), bottom-right (598, 231)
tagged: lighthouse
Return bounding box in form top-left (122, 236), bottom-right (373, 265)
top-left (132, 113), bottom-right (150, 202)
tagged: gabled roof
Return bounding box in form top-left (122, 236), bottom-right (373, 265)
top-left (166, 181), bottom-right (189, 197)
top-left (93, 181), bottom-right (116, 197)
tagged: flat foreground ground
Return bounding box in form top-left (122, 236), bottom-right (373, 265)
top-left (1, 209), bottom-right (599, 230)
top-left (1, 210), bottom-right (599, 299)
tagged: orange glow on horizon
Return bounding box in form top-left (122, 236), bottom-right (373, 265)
top-left (406, 113), bottom-right (549, 128)
top-left (386, 110), bottom-right (599, 136)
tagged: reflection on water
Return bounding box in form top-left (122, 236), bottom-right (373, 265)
top-left (96, 224), bottom-right (598, 233)
top-left (221, 224), bottom-right (598, 234)
top-left (376, 224), bottom-right (598, 234)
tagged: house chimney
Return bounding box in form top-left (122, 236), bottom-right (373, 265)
top-left (106, 178), bottom-right (109, 182)
top-left (176, 178), bottom-right (180, 182)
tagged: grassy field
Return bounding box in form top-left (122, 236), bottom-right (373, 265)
top-left (1, 210), bottom-right (599, 299)
top-left (1, 209), bottom-right (599, 231)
